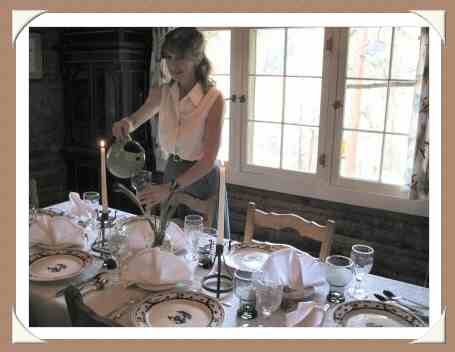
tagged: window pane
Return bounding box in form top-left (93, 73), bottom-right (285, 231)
top-left (214, 75), bottom-right (230, 118)
top-left (251, 29), bottom-right (285, 75)
top-left (346, 28), bottom-right (392, 80)
top-left (247, 121), bottom-right (281, 168)
top-left (248, 76), bottom-right (283, 123)
top-left (284, 77), bottom-right (321, 125)
top-left (286, 28), bottom-right (324, 76)
top-left (391, 27), bottom-right (421, 80)
top-left (204, 30), bottom-right (231, 75)
top-left (340, 131), bottom-right (382, 181)
top-left (282, 125), bottom-right (318, 173)
top-left (381, 134), bottom-right (408, 185)
top-left (343, 79), bottom-right (387, 131)
top-left (386, 82), bottom-right (416, 134)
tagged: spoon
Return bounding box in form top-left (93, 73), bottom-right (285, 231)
top-left (81, 278), bottom-right (109, 296)
top-left (382, 290), bottom-right (429, 310)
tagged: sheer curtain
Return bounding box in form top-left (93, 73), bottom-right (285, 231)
top-left (405, 27), bottom-right (430, 200)
top-left (149, 27), bottom-right (173, 172)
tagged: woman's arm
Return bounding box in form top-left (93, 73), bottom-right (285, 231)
top-left (112, 86), bottom-right (161, 139)
top-left (138, 93), bottom-right (225, 207)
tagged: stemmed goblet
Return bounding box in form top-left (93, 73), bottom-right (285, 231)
top-left (348, 244), bottom-right (374, 299)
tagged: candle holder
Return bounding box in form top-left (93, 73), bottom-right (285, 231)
top-left (91, 209), bottom-right (117, 257)
top-left (201, 243), bottom-right (233, 298)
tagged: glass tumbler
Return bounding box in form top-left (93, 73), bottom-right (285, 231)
top-left (82, 191), bottom-right (100, 230)
top-left (234, 270), bottom-right (257, 320)
top-left (253, 271), bottom-right (283, 319)
top-left (183, 214), bottom-right (204, 262)
top-left (325, 254), bottom-right (354, 303)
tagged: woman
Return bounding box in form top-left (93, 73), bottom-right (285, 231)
top-left (112, 27), bottom-right (230, 237)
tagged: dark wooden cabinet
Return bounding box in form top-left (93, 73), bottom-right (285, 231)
top-left (62, 28), bottom-right (155, 211)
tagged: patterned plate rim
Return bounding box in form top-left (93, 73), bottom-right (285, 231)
top-left (332, 299), bottom-right (426, 327)
top-left (29, 248), bottom-right (94, 282)
top-left (224, 241), bottom-right (286, 271)
top-left (131, 290), bottom-right (225, 327)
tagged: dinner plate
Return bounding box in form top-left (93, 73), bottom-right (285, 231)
top-left (332, 300), bottom-right (426, 327)
top-left (225, 242), bottom-right (286, 272)
top-left (131, 291), bottom-right (224, 327)
top-left (29, 249), bottom-right (93, 282)
top-left (136, 282), bottom-right (181, 292)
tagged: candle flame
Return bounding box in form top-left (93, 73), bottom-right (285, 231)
top-left (100, 140), bottom-right (105, 148)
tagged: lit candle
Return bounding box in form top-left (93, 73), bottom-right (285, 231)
top-left (217, 163), bottom-right (225, 245)
top-left (99, 140), bottom-right (109, 212)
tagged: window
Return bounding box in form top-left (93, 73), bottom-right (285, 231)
top-left (333, 27), bottom-right (423, 194)
top-left (246, 28), bottom-right (325, 173)
top-left (202, 30), bottom-right (231, 161)
top-left (201, 27), bottom-right (426, 209)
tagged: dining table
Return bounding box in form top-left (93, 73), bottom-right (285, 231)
top-left (29, 202), bottom-right (430, 329)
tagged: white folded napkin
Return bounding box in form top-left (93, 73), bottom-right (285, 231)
top-left (260, 247), bottom-right (325, 289)
top-left (68, 192), bottom-right (97, 219)
top-left (286, 301), bottom-right (325, 327)
top-left (124, 219), bottom-right (155, 252)
top-left (30, 213), bottom-right (86, 248)
top-left (124, 219), bottom-right (186, 253)
top-left (165, 222), bottom-right (187, 253)
top-left (259, 247), bottom-right (326, 326)
top-left (123, 247), bottom-right (192, 287)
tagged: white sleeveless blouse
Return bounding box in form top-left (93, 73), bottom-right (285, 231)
top-left (159, 82), bottom-right (222, 161)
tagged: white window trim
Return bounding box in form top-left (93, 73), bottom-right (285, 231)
top-left (224, 28), bottom-right (429, 217)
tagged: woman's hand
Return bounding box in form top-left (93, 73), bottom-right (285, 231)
top-left (137, 183), bottom-right (172, 210)
top-left (112, 118), bottom-right (132, 140)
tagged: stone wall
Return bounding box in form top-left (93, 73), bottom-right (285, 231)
top-left (227, 184), bottom-right (429, 286)
top-left (29, 29), bottom-right (67, 206)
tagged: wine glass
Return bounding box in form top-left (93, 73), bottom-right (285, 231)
top-left (253, 270), bottom-right (283, 321)
top-left (234, 270), bottom-right (257, 320)
top-left (348, 244), bottom-right (374, 299)
top-left (325, 254), bottom-right (354, 303)
top-left (82, 191), bottom-right (100, 230)
top-left (107, 227), bottom-right (129, 284)
top-left (131, 169), bottom-right (153, 193)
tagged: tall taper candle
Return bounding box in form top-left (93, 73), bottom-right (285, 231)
top-left (217, 163), bottom-right (225, 245)
top-left (99, 140), bottom-right (109, 212)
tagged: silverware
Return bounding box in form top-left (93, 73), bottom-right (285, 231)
top-left (107, 297), bottom-right (141, 321)
top-left (382, 290), bottom-right (429, 310)
top-left (55, 272), bottom-right (104, 297)
top-left (374, 293), bottom-right (429, 324)
top-left (81, 278), bottom-right (109, 296)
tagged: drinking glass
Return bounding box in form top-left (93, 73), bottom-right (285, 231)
top-left (184, 214), bottom-right (204, 261)
top-left (107, 228), bottom-right (129, 284)
top-left (234, 270), bottom-right (257, 320)
top-left (349, 244), bottom-right (374, 299)
top-left (253, 271), bottom-right (283, 319)
top-left (82, 191), bottom-right (100, 230)
top-left (131, 169), bottom-right (153, 193)
top-left (325, 255), bottom-right (354, 303)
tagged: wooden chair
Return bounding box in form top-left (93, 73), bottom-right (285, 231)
top-left (243, 202), bottom-right (335, 261)
top-left (171, 192), bottom-right (218, 228)
top-left (64, 285), bottom-right (122, 327)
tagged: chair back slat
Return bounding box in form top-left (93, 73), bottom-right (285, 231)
top-left (243, 202), bottom-right (334, 261)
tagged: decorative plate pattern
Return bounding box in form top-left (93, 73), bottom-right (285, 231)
top-left (131, 291), bottom-right (224, 327)
top-left (225, 242), bottom-right (286, 272)
top-left (332, 300), bottom-right (426, 327)
top-left (29, 248), bottom-right (93, 282)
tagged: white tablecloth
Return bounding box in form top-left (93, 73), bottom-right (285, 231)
top-left (29, 203), bottom-right (429, 328)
